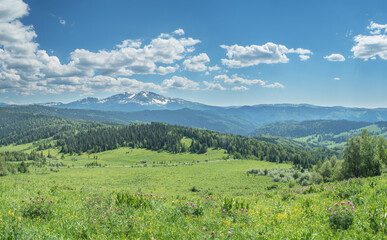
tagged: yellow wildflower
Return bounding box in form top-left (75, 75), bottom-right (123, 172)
top-left (18, 217), bottom-right (21, 221)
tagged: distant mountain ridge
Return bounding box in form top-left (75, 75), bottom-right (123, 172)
top-left (40, 91), bottom-right (216, 112)
top-left (17, 91), bottom-right (387, 136)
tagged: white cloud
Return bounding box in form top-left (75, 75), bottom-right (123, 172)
top-left (183, 53), bottom-right (210, 72)
top-left (156, 65), bottom-right (179, 75)
top-left (214, 74), bottom-right (265, 86)
top-left (232, 86), bottom-right (249, 91)
top-left (264, 82), bottom-right (285, 88)
top-left (208, 65), bottom-right (221, 71)
top-left (59, 19), bottom-right (65, 25)
top-left (0, 0), bottom-right (205, 95)
top-left (351, 22), bottom-right (387, 60)
top-left (0, 0), bottom-right (29, 22)
top-left (173, 29), bottom-right (185, 35)
top-left (214, 74), bottom-right (285, 89)
top-left (220, 42), bottom-right (312, 68)
top-left (116, 39), bottom-right (142, 48)
top-left (324, 53), bottom-right (346, 62)
top-left (352, 34), bottom-right (387, 60)
top-left (162, 76), bottom-right (199, 90)
top-left (203, 81), bottom-right (226, 90)
top-left (367, 21), bottom-right (387, 35)
top-left (334, 77), bottom-right (340, 81)
top-left (299, 55), bottom-right (310, 61)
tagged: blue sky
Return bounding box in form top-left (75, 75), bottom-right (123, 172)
top-left (0, 0), bottom-right (386, 107)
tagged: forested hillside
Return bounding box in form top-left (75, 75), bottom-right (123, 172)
top-left (2, 105), bottom-right (255, 135)
top-left (0, 108), bottom-right (105, 146)
top-left (250, 120), bottom-right (387, 150)
top-left (250, 120), bottom-right (372, 138)
top-left (56, 122), bottom-right (336, 168)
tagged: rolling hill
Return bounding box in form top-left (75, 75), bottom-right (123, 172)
top-left (251, 120), bottom-right (387, 150)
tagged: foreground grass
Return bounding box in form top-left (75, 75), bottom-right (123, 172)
top-left (0, 160), bottom-right (386, 239)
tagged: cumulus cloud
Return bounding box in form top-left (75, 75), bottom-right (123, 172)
top-left (156, 65), bottom-right (179, 75)
top-left (232, 86), bottom-right (249, 91)
top-left (299, 55), bottom-right (310, 61)
top-left (367, 21), bottom-right (387, 35)
top-left (0, 0), bottom-right (29, 22)
top-left (334, 77), bottom-right (340, 81)
top-left (214, 74), bottom-right (265, 86)
top-left (0, 0), bottom-right (205, 95)
top-left (203, 81), bottom-right (226, 90)
top-left (324, 53), bottom-right (346, 62)
top-left (351, 21), bottom-right (387, 60)
top-left (162, 76), bottom-right (199, 90)
top-left (208, 65), bottom-right (221, 71)
top-left (214, 74), bottom-right (285, 89)
top-left (220, 42), bottom-right (312, 68)
top-left (183, 53), bottom-right (210, 72)
top-left (173, 29), bottom-right (185, 35)
top-left (264, 82), bottom-right (285, 88)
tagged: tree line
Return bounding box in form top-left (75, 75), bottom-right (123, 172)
top-left (57, 122), bottom-right (336, 168)
top-left (0, 109), bottom-right (105, 146)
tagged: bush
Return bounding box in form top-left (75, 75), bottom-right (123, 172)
top-left (328, 201), bottom-right (355, 230)
top-left (310, 172), bottom-right (323, 184)
top-left (21, 195), bottom-right (54, 220)
top-left (288, 179), bottom-right (296, 188)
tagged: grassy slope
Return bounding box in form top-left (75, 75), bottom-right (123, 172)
top-left (2, 160), bottom-right (288, 196)
top-left (0, 162), bottom-right (385, 239)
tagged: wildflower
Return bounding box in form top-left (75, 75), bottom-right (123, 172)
top-left (341, 202), bottom-right (345, 205)
top-left (18, 217), bottom-right (21, 221)
top-left (29, 197), bottom-right (32, 200)
top-left (101, 216), bottom-right (104, 219)
top-left (37, 196), bottom-right (39, 199)
top-left (328, 207), bottom-right (332, 211)
top-left (22, 200), bottom-right (24, 203)
top-left (211, 231), bottom-right (215, 236)
top-left (222, 209), bottom-right (225, 213)
top-left (334, 212), bottom-right (337, 215)
top-left (93, 219), bottom-right (96, 222)
top-left (334, 203), bottom-right (338, 207)
top-left (202, 227), bottom-right (206, 232)
top-left (345, 208), bottom-right (348, 211)
top-left (351, 206), bottom-right (355, 211)
top-left (46, 210), bottom-right (48, 212)
top-left (228, 231), bottom-right (231, 235)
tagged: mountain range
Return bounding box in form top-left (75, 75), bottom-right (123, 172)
top-left (40, 91), bottom-right (216, 112)
top-left (3, 91), bottom-right (387, 136)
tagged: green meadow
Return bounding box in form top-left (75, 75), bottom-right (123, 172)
top-left (1, 146), bottom-right (386, 239)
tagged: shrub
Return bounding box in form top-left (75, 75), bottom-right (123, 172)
top-left (310, 172), bottom-right (323, 184)
top-left (328, 201), bottom-right (355, 230)
top-left (178, 202), bottom-right (204, 217)
top-left (21, 195), bottom-right (54, 220)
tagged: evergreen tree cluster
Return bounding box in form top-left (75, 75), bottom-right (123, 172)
top-left (57, 122), bottom-right (331, 168)
top-left (0, 109), bottom-right (105, 146)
